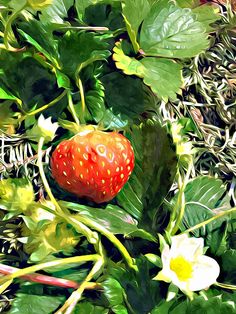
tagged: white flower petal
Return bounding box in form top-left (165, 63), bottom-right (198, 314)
top-left (153, 269), bottom-right (171, 283)
top-left (171, 276), bottom-right (189, 292)
top-left (188, 255), bottom-right (220, 291)
top-left (161, 243), bottom-right (171, 265)
top-left (38, 114), bottom-right (44, 126)
top-left (171, 234), bottom-right (204, 260)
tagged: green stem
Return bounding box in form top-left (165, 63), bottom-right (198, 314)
top-left (62, 215), bottom-right (99, 245)
top-left (24, 89), bottom-right (67, 118)
top-left (4, 4), bottom-right (26, 50)
top-left (37, 137), bottom-right (62, 214)
top-left (170, 161), bottom-right (193, 235)
top-left (56, 259), bottom-right (103, 314)
top-left (181, 207), bottom-right (236, 235)
top-left (72, 214), bottom-right (137, 271)
top-left (0, 254), bottom-right (100, 286)
top-left (67, 91), bottom-right (80, 126)
top-left (171, 174), bottom-right (185, 236)
top-left (77, 77), bottom-right (86, 113)
top-left (215, 282), bottom-right (236, 290)
top-left (0, 263), bottom-right (100, 289)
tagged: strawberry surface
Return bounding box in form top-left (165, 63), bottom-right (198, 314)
top-left (50, 129), bottom-right (135, 203)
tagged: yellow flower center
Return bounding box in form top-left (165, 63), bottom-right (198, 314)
top-left (170, 256), bottom-right (193, 281)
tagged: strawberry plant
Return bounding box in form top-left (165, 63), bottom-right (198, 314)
top-left (0, 0), bottom-right (236, 313)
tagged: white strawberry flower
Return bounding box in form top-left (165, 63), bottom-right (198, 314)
top-left (27, 115), bottom-right (58, 143)
top-left (154, 234), bottom-right (220, 295)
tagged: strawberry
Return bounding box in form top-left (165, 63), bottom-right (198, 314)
top-left (50, 129), bottom-right (135, 203)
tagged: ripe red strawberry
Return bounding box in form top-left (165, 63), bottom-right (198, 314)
top-left (50, 129), bottom-right (135, 203)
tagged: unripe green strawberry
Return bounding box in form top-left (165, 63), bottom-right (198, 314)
top-left (50, 129), bottom-right (135, 203)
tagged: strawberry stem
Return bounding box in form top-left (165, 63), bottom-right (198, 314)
top-left (215, 282), bottom-right (236, 290)
top-left (0, 254), bottom-right (101, 293)
top-left (24, 89), bottom-right (68, 118)
top-left (70, 214), bottom-right (137, 271)
top-left (0, 263), bottom-right (102, 290)
top-left (67, 91), bottom-right (80, 126)
top-left (180, 206), bottom-right (236, 235)
top-left (37, 137), bottom-right (63, 214)
top-left (168, 161), bottom-right (193, 236)
top-left (77, 77), bottom-right (86, 114)
top-left (55, 258), bottom-right (104, 314)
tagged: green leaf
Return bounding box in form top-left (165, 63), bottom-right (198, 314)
top-left (101, 71), bottom-right (157, 121)
top-left (140, 58), bottom-right (183, 101)
top-left (193, 4), bottom-right (221, 32)
top-left (85, 71), bottom-right (129, 128)
top-left (112, 305), bottom-right (129, 314)
top-left (0, 55), bottom-right (62, 113)
top-left (140, 0), bottom-right (209, 58)
top-left (75, 0), bottom-right (105, 21)
top-left (122, 0), bottom-right (151, 52)
top-left (39, 0), bottom-right (74, 25)
top-left (103, 278), bottom-right (125, 306)
top-left (177, 176), bottom-right (230, 253)
top-left (54, 69), bottom-right (71, 89)
top-left (74, 302), bottom-right (109, 314)
top-left (221, 249), bottom-right (236, 284)
top-left (0, 87), bottom-right (18, 100)
top-left (109, 257), bottom-right (162, 314)
top-left (19, 25), bottom-right (57, 64)
top-left (79, 1), bottom-right (124, 30)
top-left (79, 64), bottom-right (156, 128)
top-left (145, 253), bottom-right (162, 267)
top-left (175, 0), bottom-right (200, 8)
top-left (8, 0), bottom-right (27, 10)
top-left (117, 117), bottom-right (177, 228)
top-left (151, 299), bottom-right (178, 314)
top-left (183, 295), bottom-right (236, 314)
top-left (59, 201), bottom-right (156, 242)
top-left (8, 293), bottom-right (63, 314)
top-left (58, 32), bottom-right (110, 78)
top-left (75, 0), bottom-right (113, 21)
top-left (113, 41), bottom-right (183, 100)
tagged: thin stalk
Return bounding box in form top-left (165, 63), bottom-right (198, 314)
top-left (0, 254), bottom-right (100, 287)
top-left (170, 161), bottom-right (193, 235)
top-left (0, 263), bottom-right (101, 290)
top-left (77, 77), bottom-right (86, 113)
top-left (23, 89), bottom-right (67, 118)
top-left (72, 214), bottom-right (137, 271)
top-left (37, 137), bottom-right (62, 214)
top-left (181, 207), bottom-right (236, 235)
top-left (56, 259), bottom-right (103, 314)
top-left (67, 91), bottom-right (80, 126)
top-left (170, 174), bottom-right (185, 236)
top-left (215, 282), bottom-right (236, 290)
